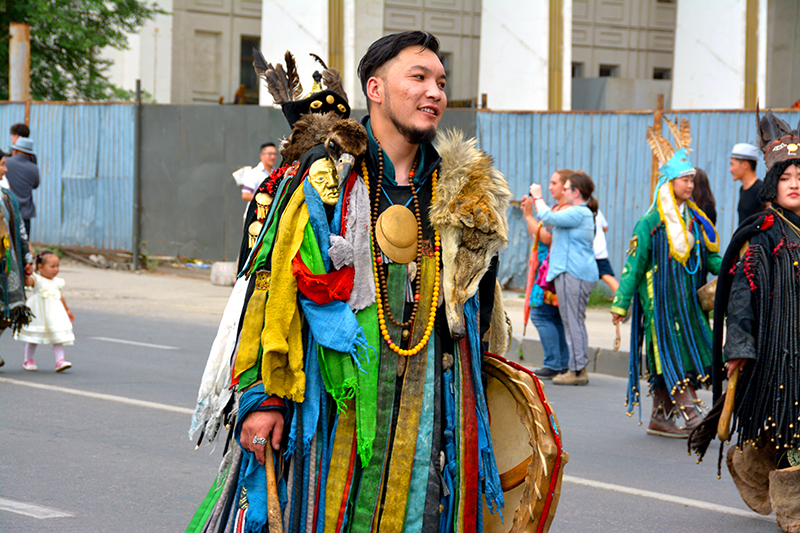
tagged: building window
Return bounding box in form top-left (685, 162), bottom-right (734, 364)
top-left (572, 62), bottom-right (584, 78)
top-left (599, 64), bottom-right (619, 77)
top-left (653, 68), bottom-right (672, 80)
top-left (238, 36), bottom-right (261, 104)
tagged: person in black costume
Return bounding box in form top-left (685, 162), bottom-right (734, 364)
top-left (694, 111), bottom-right (800, 533)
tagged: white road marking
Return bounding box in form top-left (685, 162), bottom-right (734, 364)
top-left (0, 498), bottom-right (73, 519)
top-left (563, 475), bottom-right (773, 521)
top-left (89, 336), bottom-right (178, 350)
top-left (0, 378), bottom-right (193, 415)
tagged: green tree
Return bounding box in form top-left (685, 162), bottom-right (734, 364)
top-left (1, 0), bottom-right (165, 101)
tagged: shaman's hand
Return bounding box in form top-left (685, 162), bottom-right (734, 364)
top-left (241, 410), bottom-right (284, 465)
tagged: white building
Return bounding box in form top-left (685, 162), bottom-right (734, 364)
top-left (103, 0), bottom-right (800, 110)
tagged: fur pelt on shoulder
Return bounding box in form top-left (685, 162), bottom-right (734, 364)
top-left (431, 129), bottom-right (512, 340)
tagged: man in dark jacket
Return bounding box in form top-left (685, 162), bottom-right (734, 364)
top-left (6, 137), bottom-right (39, 237)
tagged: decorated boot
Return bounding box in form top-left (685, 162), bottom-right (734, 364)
top-left (672, 385), bottom-right (705, 430)
top-left (726, 444), bottom-right (773, 515)
top-left (769, 464), bottom-right (800, 532)
top-left (646, 388), bottom-right (687, 438)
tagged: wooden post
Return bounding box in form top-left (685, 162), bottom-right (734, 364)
top-left (9, 23), bottom-right (31, 102)
top-left (650, 94), bottom-right (665, 198)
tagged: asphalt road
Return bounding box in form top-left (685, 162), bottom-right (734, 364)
top-left (0, 304), bottom-right (781, 533)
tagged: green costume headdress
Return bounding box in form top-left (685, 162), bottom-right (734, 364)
top-left (646, 117), bottom-right (718, 265)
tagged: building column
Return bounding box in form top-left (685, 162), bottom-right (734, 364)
top-left (672, 0), bottom-right (763, 109)
top-left (478, 0), bottom-right (569, 111)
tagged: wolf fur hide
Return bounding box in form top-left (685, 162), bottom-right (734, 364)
top-left (431, 129), bottom-right (512, 341)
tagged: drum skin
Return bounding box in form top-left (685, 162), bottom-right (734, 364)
top-left (482, 354), bottom-right (569, 533)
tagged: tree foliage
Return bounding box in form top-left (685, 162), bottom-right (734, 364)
top-left (1, 0), bottom-right (165, 101)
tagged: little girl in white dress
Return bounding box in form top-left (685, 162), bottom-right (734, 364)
top-left (16, 250), bottom-right (75, 372)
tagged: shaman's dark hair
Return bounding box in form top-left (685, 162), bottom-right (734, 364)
top-left (692, 168), bottom-right (716, 208)
top-left (567, 171), bottom-right (598, 215)
top-left (34, 249), bottom-right (57, 268)
top-left (760, 158), bottom-right (800, 204)
top-left (357, 31), bottom-right (441, 106)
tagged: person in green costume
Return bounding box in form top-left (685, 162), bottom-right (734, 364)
top-left (611, 117), bottom-right (721, 438)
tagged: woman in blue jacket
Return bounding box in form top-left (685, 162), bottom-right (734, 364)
top-left (529, 172), bottom-right (599, 385)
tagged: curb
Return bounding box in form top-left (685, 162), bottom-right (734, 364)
top-left (507, 334), bottom-right (630, 379)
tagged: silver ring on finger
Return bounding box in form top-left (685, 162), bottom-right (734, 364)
top-left (252, 435), bottom-right (268, 445)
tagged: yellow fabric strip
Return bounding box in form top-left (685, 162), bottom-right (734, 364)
top-left (233, 285), bottom-right (268, 379)
top-left (259, 184), bottom-right (309, 402)
top-left (377, 258), bottom-right (436, 532)
top-left (324, 397), bottom-right (357, 533)
top-left (646, 268), bottom-right (662, 376)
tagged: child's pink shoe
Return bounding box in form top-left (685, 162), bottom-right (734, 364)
top-left (55, 360), bottom-right (72, 372)
top-left (23, 360), bottom-right (38, 371)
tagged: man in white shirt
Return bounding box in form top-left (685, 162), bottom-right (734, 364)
top-left (241, 142), bottom-right (277, 201)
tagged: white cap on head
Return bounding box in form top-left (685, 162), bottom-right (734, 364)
top-left (731, 143), bottom-right (761, 162)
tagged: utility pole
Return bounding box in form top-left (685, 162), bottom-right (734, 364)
top-left (9, 23), bottom-right (31, 102)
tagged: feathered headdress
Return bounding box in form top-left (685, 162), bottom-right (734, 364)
top-left (646, 116), bottom-right (717, 265)
top-left (253, 49), bottom-right (350, 127)
top-left (756, 107), bottom-right (800, 170)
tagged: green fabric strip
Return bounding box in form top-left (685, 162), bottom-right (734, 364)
top-left (250, 175), bottom-right (294, 273)
top-left (184, 462), bottom-right (230, 533)
top-left (380, 257), bottom-right (436, 532)
top-left (403, 259), bottom-right (437, 532)
top-left (350, 263), bottom-right (404, 533)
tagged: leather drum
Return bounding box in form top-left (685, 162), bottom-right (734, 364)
top-left (482, 354), bottom-right (569, 533)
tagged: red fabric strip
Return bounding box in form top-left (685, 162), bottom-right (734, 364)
top-left (458, 338), bottom-right (478, 532)
top-left (292, 253), bottom-right (354, 305)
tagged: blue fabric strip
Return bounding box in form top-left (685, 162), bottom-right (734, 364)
top-left (315, 393), bottom-right (330, 531)
top-left (439, 365), bottom-right (457, 533)
top-left (403, 338), bottom-right (437, 532)
top-left (465, 296), bottom-right (504, 517)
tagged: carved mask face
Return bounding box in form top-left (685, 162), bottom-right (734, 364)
top-left (308, 160), bottom-right (340, 205)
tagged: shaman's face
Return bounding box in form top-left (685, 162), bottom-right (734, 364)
top-left (672, 174), bottom-right (695, 203)
top-left (776, 163), bottom-right (800, 216)
top-left (370, 46), bottom-right (447, 145)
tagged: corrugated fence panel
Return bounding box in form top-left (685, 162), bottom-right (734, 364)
top-left (95, 105), bottom-right (135, 250)
top-left (0, 104), bottom-right (26, 150)
top-left (29, 104), bottom-right (65, 245)
top-left (477, 110), bottom-right (800, 290)
top-left (14, 103), bottom-right (134, 249)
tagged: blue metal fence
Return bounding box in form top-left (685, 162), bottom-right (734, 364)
top-left (1, 103), bottom-right (135, 250)
top-left (477, 109), bottom-right (794, 289)
top-left (1, 103), bottom-right (796, 280)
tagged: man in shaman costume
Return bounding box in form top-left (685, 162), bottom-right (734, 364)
top-left (186, 32), bottom-right (574, 533)
top-left (0, 150), bottom-right (33, 368)
top-left (611, 118), bottom-right (721, 438)
top-left (690, 111), bottom-right (800, 533)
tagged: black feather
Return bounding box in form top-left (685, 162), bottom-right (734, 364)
top-left (284, 51), bottom-right (303, 100)
top-left (321, 68), bottom-right (347, 103)
top-left (252, 48), bottom-right (270, 77)
top-left (310, 53), bottom-right (328, 71)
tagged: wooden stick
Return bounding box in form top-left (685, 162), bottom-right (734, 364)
top-left (613, 323), bottom-right (621, 352)
top-left (264, 445), bottom-right (284, 533)
top-left (717, 367), bottom-right (740, 441)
